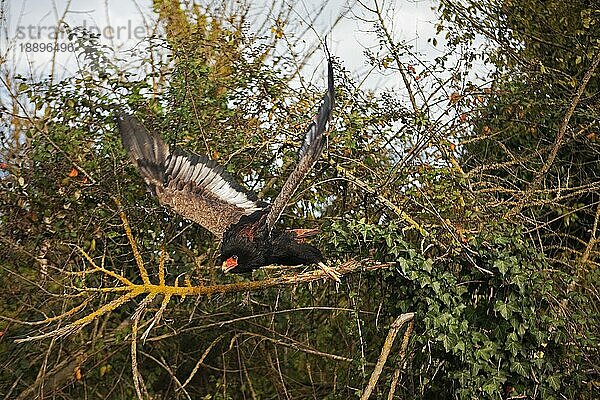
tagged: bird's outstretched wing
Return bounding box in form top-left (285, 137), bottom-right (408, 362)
top-left (264, 58), bottom-right (335, 233)
top-left (118, 113), bottom-right (264, 238)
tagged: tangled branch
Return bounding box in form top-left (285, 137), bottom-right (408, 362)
top-left (15, 200), bottom-right (394, 343)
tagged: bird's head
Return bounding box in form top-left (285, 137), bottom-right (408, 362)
top-left (219, 240), bottom-right (265, 274)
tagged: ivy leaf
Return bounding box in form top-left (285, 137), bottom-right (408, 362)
top-left (548, 374), bottom-right (560, 390)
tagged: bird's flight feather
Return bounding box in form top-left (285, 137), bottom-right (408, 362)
top-left (118, 114), bottom-right (263, 237)
top-left (119, 55), bottom-right (334, 240)
top-left (264, 58), bottom-right (335, 233)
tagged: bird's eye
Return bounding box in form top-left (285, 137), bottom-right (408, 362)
top-left (232, 255), bottom-right (238, 261)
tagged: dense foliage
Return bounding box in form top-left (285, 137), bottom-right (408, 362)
top-left (1, 1), bottom-right (598, 399)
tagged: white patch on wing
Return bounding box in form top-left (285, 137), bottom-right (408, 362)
top-left (166, 154), bottom-right (262, 215)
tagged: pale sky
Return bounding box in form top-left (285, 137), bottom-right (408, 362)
top-left (1, 0), bottom-right (443, 90)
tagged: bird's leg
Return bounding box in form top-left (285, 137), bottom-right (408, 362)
top-left (317, 261), bottom-right (341, 283)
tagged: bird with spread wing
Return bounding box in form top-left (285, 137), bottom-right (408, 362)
top-left (118, 57), bottom-right (335, 278)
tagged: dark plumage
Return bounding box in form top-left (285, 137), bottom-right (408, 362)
top-left (119, 57), bottom-right (334, 274)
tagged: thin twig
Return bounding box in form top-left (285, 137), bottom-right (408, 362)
top-left (181, 334), bottom-right (229, 389)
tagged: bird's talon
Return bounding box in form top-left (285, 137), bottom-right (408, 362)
top-left (317, 262), bottom-right (341, 283)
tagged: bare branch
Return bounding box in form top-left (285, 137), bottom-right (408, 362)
top-left (361, 312), bottom-right (415, 400)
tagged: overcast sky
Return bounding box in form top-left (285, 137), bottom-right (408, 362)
top-left (2, 0), bottom-right (443, 90)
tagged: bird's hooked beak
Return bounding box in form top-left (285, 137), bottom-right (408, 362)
top-left (221, 256), bottom-right (238, 273)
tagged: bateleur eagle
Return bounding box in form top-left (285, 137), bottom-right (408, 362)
top-left (119, 58), bottom-right (334, 276)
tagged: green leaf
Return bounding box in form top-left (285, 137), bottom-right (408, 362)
top-left (548, 374), bottom-right (560, 390)
top-left (495, 259), bottom-right (508, 275)
top-left (512, 361), bottom-right (527, 377)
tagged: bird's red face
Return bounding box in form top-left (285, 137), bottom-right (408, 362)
top-left (219, 241), bottom-right (266, 273)
top-left (221, 255), bottom-right (238, 273)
